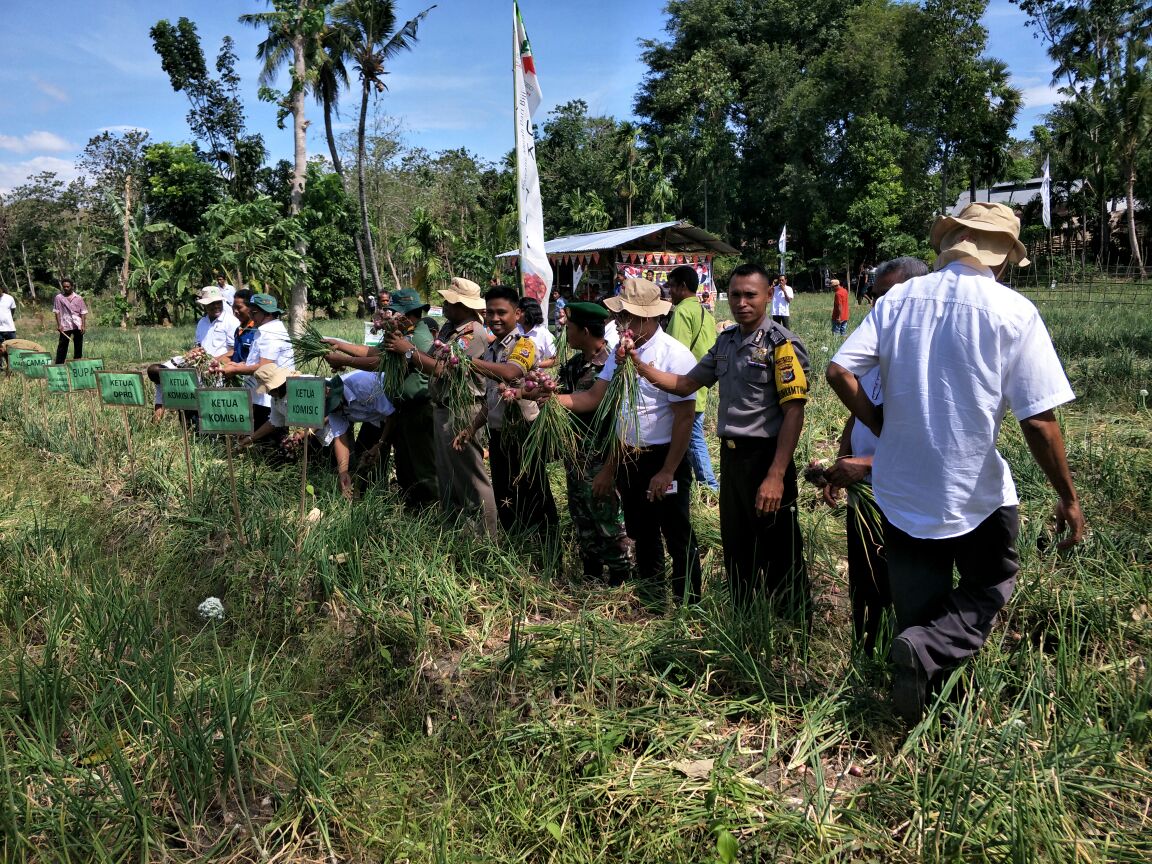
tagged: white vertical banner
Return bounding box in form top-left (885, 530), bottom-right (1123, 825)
top-left (1041, 154), bottom-right (1051, 229)
top-left (513, 2), bottom-right (553, 321)
top-left (778, 224), bottom-right (787, 274)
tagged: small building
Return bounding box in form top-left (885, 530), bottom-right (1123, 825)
top-left (498, 220), bottom-right (738, 300)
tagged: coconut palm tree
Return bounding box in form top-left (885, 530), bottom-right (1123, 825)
top-left (331, 0), bottom-right (435, 298)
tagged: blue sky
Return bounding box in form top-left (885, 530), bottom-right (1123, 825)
top-left (0, 0), bottom-right (1060, 193)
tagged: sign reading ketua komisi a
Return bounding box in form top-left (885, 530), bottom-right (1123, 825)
top-left (159, 369), bottom-right (200, 409)
top-left (197, 387), bottom-right (253, 435)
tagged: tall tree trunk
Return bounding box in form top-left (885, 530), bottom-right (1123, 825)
top-left (323, 94), bottom-right (369, 307)
top-left (119, 175), bottom-right (133, 327)
top-left (1127, 163), bottom-right (1146, 279)
top-left (357, 82), bottom-right (385, 297)
top-left (288, 29), bottom-right (310, 336)
top-left (20, 241), bottom-right (36, 300)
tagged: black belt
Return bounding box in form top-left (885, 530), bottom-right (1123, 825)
top-left (720, 436), bottom-right (777, 450)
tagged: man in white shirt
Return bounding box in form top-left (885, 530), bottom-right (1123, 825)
top-left (548, 278), bottom-right (702, 606)
top-left (219, 293), bottom-right (295, 432)
top-left (0, 284), bottom-right (17, 369)
top-left (771, 274), bottom-right (794, 328)
top-left (194, 286), bottom-right (239, 360)
top-left (216, 274), bottom-right (236, 308)
top-left (822, 256), bottom-right (929, 655)
top-left (827, 202), bottom-right (1085, 721)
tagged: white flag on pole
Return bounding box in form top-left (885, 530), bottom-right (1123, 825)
top-left (778, 225), bottom-right (787, 273)
top-left (513, 2), bottom-right (553, 320)
top-left (1040, 154), bottom-right (1051, 229)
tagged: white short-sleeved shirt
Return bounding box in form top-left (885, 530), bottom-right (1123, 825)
top-left (220, 284), bottom-right (236, 307)
top-left (598, 326), bottom-right (696, 447)
top-left (194, 316), bottom-right (211, 346)
top-left (771, 283), bottom-right (793, 317)
top-left (0, 294), bottom-right (15, 331)
top-left (831, 261), bottom-right (1074, 539)
top-left (849, 366), bottom-right (882, 460)
top-left (604, 319), bottom-right (619, 351)
top-left (197, 312), bottom-right (238, 359)
top-left (518, 323), bottom-right (556, 360)
top-left (319, 370), bottom-right (395, 444)
top-left (245, 319), bottom-right (295, 408)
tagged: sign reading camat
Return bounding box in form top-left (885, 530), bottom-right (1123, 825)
top-left (97, 372), bottom-right (147, 407)
top-left (197, 387), bottom-right (253, 435)
top-left (46, 364), bottom-right (72, 394)
top-left (68, 359), bottom-right (104, 391)
top-left (23, 353), bottom-right (52, 379)
top-left (159, 369), bottom-right (200, 409)
top-left (285, 377), bottom-right (326, 429)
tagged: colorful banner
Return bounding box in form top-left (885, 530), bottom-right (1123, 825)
top-left (513, 2), bottom-right (553, 318)
top-left (615, 256), bottom-right (715, 296)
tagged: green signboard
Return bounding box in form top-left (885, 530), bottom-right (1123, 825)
top-left (68, 359), bottom-right (104, 391)
top-left (159, 369), bottom-right (200, 409)
top-left (197, 387), bottom-right (253, 435)
top-left (46, 364), bottom-right (72, 394)
top-left (97, 371), bottom-right (147, 407)
top-left (6, 349), bottom-right (29, 372)
top-left (23, 353), bottom-right (52, 379)
top-left (285, 376), bottom-right (327, 429)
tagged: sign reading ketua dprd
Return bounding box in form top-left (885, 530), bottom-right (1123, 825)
top-left (285, 376), bottom-right (327, 429)
top-left (97, 372), bottom-right (147, 407)
top-left (196, 387), bottom-right (253, 435)
top-left (159, 369), bottom-right (200, 410)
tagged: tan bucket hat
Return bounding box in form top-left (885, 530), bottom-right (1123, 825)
top-left (604, 278), bottom-right (671, 318)
top-left (253, 364), bottom-right (301, 395)
top-left (196, 285), bottom-right (226, 305)
top-left (930, 202), bottom-right (1030, 269)
top-left (439, 277), bottom-right (486, 310)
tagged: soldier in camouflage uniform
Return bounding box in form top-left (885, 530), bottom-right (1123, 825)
top-left (558, 302), bottom-right (635, 581)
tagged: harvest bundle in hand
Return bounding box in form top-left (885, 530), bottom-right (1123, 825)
top-left (520, 369), bottom-right (577, 476)
top-left (429, 338), bottom-right (477, 432)
top-left (804, 459), bottom-right (882, 542)
top-left (290, 324), bottom-right (337, 368)
top-left (184, 346), bottom-right (225, 387)
top-left (371, 317), bottom-right (408, 399)
top-left (592, 328), bottom-right (642, 459)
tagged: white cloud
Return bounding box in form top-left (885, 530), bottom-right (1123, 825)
top-left (0, 131), bottom-right (72, 154)
top-left (0, 156), bottom-right (80, 195)
top-left (34, 78), bottom-right (69, 103)
top-left (1020, 83), bottom-right (1063, 110)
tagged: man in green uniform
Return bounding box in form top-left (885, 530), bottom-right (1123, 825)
top-left (631, 262), bottom-right (811, 615)
top-left (665, 265), bottom-right (719, 493)
top-left (558, 301), bottom-right (635, 580)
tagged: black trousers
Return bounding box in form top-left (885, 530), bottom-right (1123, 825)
top-left (718, 438), bottom-right (809, 614)
top-left (771, 315), bottom-right (789, 329)
top-left (617, 444), bottom-right (701, 603)
top-left (55, 329), bottom-right (83, 364)
top-left (846, 499), bottom-right (890, 655)
top-left (885, 506), bottom-right (1019, 679)
top-left (489, 429), bottom-right (558, 539)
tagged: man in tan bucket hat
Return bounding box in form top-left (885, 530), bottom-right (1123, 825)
top-left (826, 201), bottom-right (1084, 722)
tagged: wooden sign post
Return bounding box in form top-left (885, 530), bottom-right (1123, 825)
top-left (160, 369), bottom-right (200, 499)
top-left (45, 364), bottom-right (77, 436)
top-left (284, 376), bottom-right (327, 524)
top-left (97, 371), bottom-right (147, 461)
top-left (196, 387), bottom-right (254, 535)
top-left (70, 360), bottom-right (105, 474)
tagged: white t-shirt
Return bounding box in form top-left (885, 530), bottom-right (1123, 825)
top-left (220, 284), bottom-right (236, 307)
top-left (194, 316), bottom-right (211, 346)
top-left (771, 283), bottom-right (793, 317)
top-left (598, 326), bottom-right (696, 447)
top-left (831, 261), bottom-right (1074, 539)
top-left (604, 319), bottom-right (619, 351)
top-left (245, 319), bottom-right (295, 408)
top-left (197, 312), bottom-right (238, 359)
top-left (849, 366), bottom-right (882, 460)
top-left (0, 294), bottom-right (15, 331)
top-left (518, 323), bottom-right (556, 360)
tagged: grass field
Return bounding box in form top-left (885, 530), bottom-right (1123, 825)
top-left (1, 291), bottom-right (1150, 862)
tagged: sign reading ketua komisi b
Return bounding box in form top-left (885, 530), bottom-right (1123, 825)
top-left (196, 387), bottom-right (253, 435)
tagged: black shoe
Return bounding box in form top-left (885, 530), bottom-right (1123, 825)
top-left (890, 636), bottom-right (929, 723)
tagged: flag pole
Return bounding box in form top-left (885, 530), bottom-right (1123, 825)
top-left (512, 1), bottom-right (525, 297)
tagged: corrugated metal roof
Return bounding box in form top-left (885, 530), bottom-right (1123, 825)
top-left (498, 220), bottom-right (738, 257)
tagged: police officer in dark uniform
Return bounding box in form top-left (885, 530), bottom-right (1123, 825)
top-left (631, 262), bottom-right (811, 614)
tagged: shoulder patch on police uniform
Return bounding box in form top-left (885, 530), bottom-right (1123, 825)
top-left (773, 338), bottom-right (808, 403)
top-left (507, 335), bottom-right (536, 375)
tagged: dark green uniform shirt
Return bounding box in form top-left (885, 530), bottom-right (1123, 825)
top-left (396, 319), bottom-right (434, 402)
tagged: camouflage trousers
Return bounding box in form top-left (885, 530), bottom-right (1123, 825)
top-left (564, 454), bottom-right (635, 581)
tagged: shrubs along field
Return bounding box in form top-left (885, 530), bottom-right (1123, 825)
top-left (0, 291), bottom-right (1149, 863)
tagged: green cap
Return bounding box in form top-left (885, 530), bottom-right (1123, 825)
top-left (565, 301), bottom-right (610, 325)
top-left (249, 293), bottom-right (282, 315)
top-left (387, 289), bottom-right (431, 315)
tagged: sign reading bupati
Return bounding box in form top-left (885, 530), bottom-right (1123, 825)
top-left (97, 372), bottom-right (147, 407)
top-left (197, 387), bottom-right (253, 435)
top-left (23, 353), bottom-right (53, 379)
top-left (159, 369), bottom-right (200, 409)
top-left (285, 376), bottom-right (326, 429)
top-left (46, 364), bottom-right (72, 394)
top-left (68, 359), bottom-right (104, 391)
